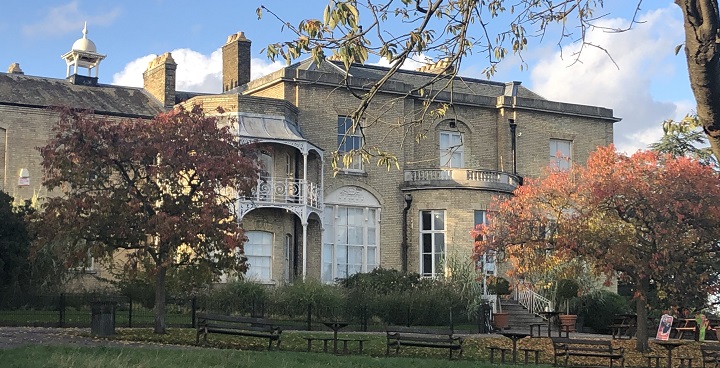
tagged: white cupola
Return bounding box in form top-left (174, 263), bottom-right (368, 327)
top-left (61, 22), bottom-right (106, 79)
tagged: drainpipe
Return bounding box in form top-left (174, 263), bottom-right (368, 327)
top-left (401, 193), bottom-right (413, 273)
top-left (509, 119), bottom-right (517, 176)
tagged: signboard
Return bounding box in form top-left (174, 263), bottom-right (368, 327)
top-left (656, 314), bottom-right (673, 340)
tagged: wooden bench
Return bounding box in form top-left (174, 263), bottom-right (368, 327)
top-left (386, 326), bottom-right (464, 359)
top-left (552, 337), bottom-right (625, 367)
top-left (701, 344), bottom-right (720, 368)
top-left (195, 312), bottom-right (282, 350)
top-left (608, 315), bottom-right (637, 339)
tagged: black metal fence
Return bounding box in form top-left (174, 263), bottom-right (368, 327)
top-left (0, 292), bottom-right (488, 333)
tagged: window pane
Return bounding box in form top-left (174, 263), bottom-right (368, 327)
top-left (367, 227), bottom-right (376, 245)
top-left (422, 233), bottom-right (432, 253)
top-left (474, 210), bottom-right (487, 226)
top-left (434, 211), bottom-right (444, 230)
top-left (422, 254), bottom-right (432, 275)
top-left (434, 233), bottom-right (445, 253)
top-left (367, 246), bottom-right (376, 269)
top-left (421, 211), bottom-right (432, 230)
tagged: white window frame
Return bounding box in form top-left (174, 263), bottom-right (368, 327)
top-left (322, 204), bottom-right (379, 282)
top-left (439, 131), bottom-right (464, 168)
top-left (420, 210), bottom-right (445, 277)
top-left (550, 139), bottom-right (572, 170)
top-left (337, 116), bottom-right (364, 172)
top-left (244, 231), bottom-right (273, 282)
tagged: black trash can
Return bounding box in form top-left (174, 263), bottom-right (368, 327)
top-left (90, 301), bottom-right (116, 336)
top-left (478, 304), bottom-right (493, 333)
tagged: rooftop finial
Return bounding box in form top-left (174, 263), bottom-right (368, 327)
top-left (82, 21), bottom-right (88, 39)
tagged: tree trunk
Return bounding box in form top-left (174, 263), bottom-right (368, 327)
top-left (153, 263), bottom-right (167, 334)
top-left (635, 278), bottom-right (650, 352)
top-left (675, 0), bottom-right (720, 160)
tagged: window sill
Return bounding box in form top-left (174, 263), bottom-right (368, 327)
top-left (337, 170), bottom-right (368, 177)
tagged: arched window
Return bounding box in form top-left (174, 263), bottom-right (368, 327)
top-left (322, 186), bottom-right (380, 282)
top-left (439, 130), bottom-right (464, 168)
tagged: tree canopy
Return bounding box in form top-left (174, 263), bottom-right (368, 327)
top-left (35, 106), bottom-right (260, 333)
top-left (259, 0), bottom-right (720, 164)
top-left (474, 145), bottom-right (720, 351)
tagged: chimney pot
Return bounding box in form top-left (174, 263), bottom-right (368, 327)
top-left (7, 63), bottom-right (24, 74)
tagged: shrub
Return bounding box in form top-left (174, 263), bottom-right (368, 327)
top-left (272, 279), bottom-right (345, 319)
top-left (200, 279), bottom-right (269, 315)
top-left (577, 290), bottom-right (630, 333)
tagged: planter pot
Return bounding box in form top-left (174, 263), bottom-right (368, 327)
top-left (493, 312), bottom-right (510, 330)
top-left (559, 314), bottom-right (577, 333)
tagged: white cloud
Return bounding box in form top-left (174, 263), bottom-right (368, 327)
top-left (22, 1), bottom-right (121, 38)
top-left (111, 48), bottom-right (285, 93)
top-left (527, 5), bottom-right (688, 155)
top-left (370, 53), bottom-right (431, 70)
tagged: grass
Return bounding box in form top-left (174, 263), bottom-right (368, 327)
top-left (0, 344), bottom-right (517, 368)
top-left (1, 326), bottom-right (715, 367)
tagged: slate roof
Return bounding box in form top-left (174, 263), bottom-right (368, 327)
top-left (0, 72), bottom-right (165, 118)
top-left (291, 59), bottom-right (546, 100)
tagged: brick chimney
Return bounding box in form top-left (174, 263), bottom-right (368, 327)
top-left (143, 52), bottom-right (177, 109)
top-left (7, 63), bottom-right (24, 74)
top-left (222, 32), bottom-right (251, 92)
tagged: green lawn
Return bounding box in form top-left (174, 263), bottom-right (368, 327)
top-left (0, 345), bottom-right (520, 368)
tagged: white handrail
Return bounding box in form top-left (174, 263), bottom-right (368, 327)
top-left (515, 283), bottom-right (554, 318)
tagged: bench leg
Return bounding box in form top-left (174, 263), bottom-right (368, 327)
top-left (358, 340), bottom-right (364, 354)
top-left (343, 340), bottom-right (349, 354)
top-left (489, 349), bottom-right (495, 363)
top-left (306, 339), bottom-right (312, 352)
top-left (524, 350), bottom-right (530, 365)
top-left (501, 349), bottom-right (507, 364)
top-left (323, 339), bottom-right (329, 353)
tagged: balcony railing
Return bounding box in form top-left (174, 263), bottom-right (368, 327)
top-left (403, 168), bottom-right (522, 192)
top-left (241, 177), bottom-right (322, 209)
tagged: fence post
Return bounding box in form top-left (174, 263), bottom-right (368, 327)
top-left (362, 305), bottom-right (368, 332)
top-left (406, 305), bottom-right (411, 327)
top-left (58, 293), bottom-right (65, 327)
top-left (128, 295), bottom-right (133, 328)
top-left (191, 296), bottom-right (197, 328)
top-left (450, 308), bottom-right (454, 332)
top-left (306, 303), bottom-right (312, 331)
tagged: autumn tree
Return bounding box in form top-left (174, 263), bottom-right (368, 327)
top-left (35, 106), bottom-right (259, 334)
top-left (259, 1), bottom-right (720, 164)
top-left (475, 145), bottom-right (720, 351)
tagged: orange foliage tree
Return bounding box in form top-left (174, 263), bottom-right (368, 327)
top-left (34, 106), bottom-right (259, 334)
top-left (475, 145), bottom-right (720, 351)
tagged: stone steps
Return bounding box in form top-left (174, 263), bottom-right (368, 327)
top-left (497, 299), bottom-right (554, 333)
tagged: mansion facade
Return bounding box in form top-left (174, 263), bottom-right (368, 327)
top-left (0, 28), bottom-right (618, 286)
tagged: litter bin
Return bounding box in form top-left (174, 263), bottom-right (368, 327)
top-left (479, 304), bottom-right (493, 333)
top-left (90, 301), bottom-right (116, 336)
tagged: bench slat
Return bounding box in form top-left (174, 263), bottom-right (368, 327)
top-left (196, 313), bottom-right (282, 350)
top-left (385, 327), bottom-right (463, 360)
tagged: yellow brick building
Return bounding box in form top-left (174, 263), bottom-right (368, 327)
top-left (0, 29), bottom-right (619, 287)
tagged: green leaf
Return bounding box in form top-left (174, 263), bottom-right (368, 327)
top-left (674, 44), bottom-right (684, 55)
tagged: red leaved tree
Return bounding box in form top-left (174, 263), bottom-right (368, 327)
top-left (475, 145), bottom-right (720, 351)
top-left (35, 106), bottom-right (259, 334)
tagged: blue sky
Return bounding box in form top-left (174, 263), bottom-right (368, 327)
top-left (0, 1), bottom-right (693, 154)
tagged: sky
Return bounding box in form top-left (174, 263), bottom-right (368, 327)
top-left (0, 1), bottom-right (694, 154)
